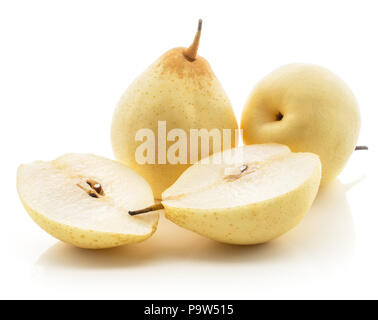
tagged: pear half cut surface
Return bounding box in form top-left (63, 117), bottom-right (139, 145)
top-left (17, 154), bottom-right (158, 249)
top-left (161, 144), bottom-right (321, 245)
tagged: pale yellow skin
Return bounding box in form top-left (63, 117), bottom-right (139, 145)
top-left (19, 198), bottom-right (158, 249)
top-left (111, 48), bottom-right (238, 198)
top-left (241, 64), bottom-right (360, 185)
top-left (163, 167), bottom-right (320, 245)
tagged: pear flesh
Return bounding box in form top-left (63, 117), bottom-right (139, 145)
top-left (162, 144), bottom-right (321, 245)
top-left (17, 154), bottom-right (158, 249)
top-left (111, 21), bottom-right (238, 199)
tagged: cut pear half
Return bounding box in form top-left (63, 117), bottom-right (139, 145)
top-left (159, 144), bottom-right (321, 245)
top-left (17, 154), bottom-right (159, 249)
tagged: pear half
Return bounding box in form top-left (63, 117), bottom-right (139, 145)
top-left (17, 154), bottom-right (158, 249)
top-left (160, 144), bottom-right (321, 245)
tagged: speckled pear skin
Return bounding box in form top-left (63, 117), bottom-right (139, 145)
top-left (19, 198), bottom-right (158, 249)
top-left (111, 47), bottom-right (239, 199)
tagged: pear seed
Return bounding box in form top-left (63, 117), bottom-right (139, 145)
top-left (93, 183), bottom-right (102, 194)
top-left (89, 192), bottom-right (99, 198)
top-left (86, 179), bottom-right (104, 195)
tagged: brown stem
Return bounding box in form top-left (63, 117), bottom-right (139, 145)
top-left (355, 146), bottom-right (368, 150)
top-left (183, 19), bottom-right (202, 61)
top-left (129, 203), bottom-right (164, 216)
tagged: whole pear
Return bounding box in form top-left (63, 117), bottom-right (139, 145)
top-left (241, 64), bottom-right (360, 185)
top-left (111, 20), bottom-right (238, 199)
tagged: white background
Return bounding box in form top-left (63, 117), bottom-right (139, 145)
top-left (0, 0), bottom-right (377, 299)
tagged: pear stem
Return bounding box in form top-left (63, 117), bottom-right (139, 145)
top-left (183, 19), bottom-right (202, 61)
top-left (129, 203), bottom-right (164, 216)
top-left (355, 146), bottom-right (368, 150)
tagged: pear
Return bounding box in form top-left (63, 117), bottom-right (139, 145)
top-left (17, 154), bottom-right (158, 249)
top-left (111, 20), bottom-right (238, 199)
top-left (241, 64), bottom-right (361, 185)
top-left (130, 144), bottom-right (321, 245)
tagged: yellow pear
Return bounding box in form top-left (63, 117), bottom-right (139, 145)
top-left (130, 144), bottom-right (321, 245)
top-left (17, 154), bottom-right (158, 249)
top-left (111, 20), bottom-right (238, 199)
top-left (241, 64), bottom-right (360, 185)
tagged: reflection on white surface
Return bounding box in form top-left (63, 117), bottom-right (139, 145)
top-left (35, 180), bottom-right (356, 269)
top-left (21, 177), bottom-right (370, 299)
